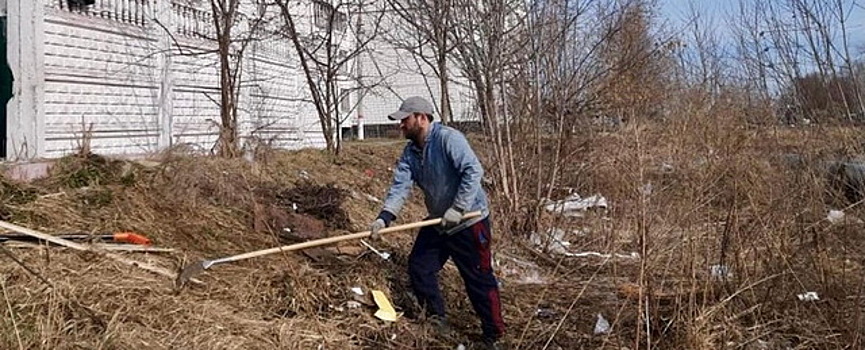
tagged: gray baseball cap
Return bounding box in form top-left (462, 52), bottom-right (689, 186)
top-left (388, 96), bottom-right (434, 120)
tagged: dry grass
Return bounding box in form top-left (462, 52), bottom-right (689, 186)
top-left (483, 102), bottom-right (865, 349)
top-left (1, 116), bottom-right (864, 349)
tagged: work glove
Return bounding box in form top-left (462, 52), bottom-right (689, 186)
top-left (441, 207), bottom-right (464, 230)
top-left (369, 218), bottom-right (386, 241)
top-left (369, 211), bottom-right (395, 241)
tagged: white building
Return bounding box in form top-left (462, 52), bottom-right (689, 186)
top-left (1, 0), bottom-right (477, 161)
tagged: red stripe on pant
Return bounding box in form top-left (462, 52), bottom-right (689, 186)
top-left (471, 220), bottom-right (505, 338)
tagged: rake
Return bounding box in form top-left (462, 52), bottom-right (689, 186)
top-left (176, 211), bottom-right (481, 287)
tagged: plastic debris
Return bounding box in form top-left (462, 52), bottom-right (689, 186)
top-left (827, 210), bottom-right (845, 224)
top-left (797, 292), bottom-right (819, 301)
top-left (351, 287), bottom-right (364, 295)
top-left (543, 193), bottom-right (608, 217)
top-left (372, 290), bottom-right (402, 322)
top-left (826, 209), bottom-right (863, 224)
top-left (535, 308), bottom-right (556, 319)
top-left (350, 190), bottom-right (381, 203)
top-left (710, 264), bottom-right (732, 278)
top-left (456, 344), bottom-right (466, 350)
top-left (363, 193), bottom-right (381, 203)
top-left (661, 162), bottom-right (675, 173)
top-left (517, 268), bottom-right (546, 285)
top-left (594, 313), bottom-right (611, 334)
top-left (498, 254), bottom-right (547, 285)
top-left (529, 229), bottom-right (638, 259)
top-left (640, 183), bottom-right (654, 196)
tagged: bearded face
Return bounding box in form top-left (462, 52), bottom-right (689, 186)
top-left (400, 113), bottom-right (425, 142)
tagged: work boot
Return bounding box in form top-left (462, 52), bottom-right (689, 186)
top-left (428, 315), bottom-right (452, 337)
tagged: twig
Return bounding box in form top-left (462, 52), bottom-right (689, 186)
top-left (516, 250), bottom-right (567, 348)
top-left (542, 257), bottom-right (610, 350)
top-left (644, 295), bottom-right (651, 349)
top-left (0, 244), bottom-right (54, 288)
top-left (1, 278), bottom-right (24, 350)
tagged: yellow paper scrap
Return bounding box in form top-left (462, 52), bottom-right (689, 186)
top-left (371, 290), bottom-right (402, 322)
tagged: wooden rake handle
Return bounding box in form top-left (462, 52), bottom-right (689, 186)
top-left (215, 211), bottom-right (482, 264)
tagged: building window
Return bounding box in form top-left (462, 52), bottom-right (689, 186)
top-left (313, 0), bottom-right (347, 33)
top-left (66, 0), bottom-right (95, 11)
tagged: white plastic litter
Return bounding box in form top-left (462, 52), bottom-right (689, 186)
top-left (535, 308), bottom-right (556, 318)
top-left (544, 193), bottom-right (608, 217)
top-left (640, 183), bottom-right (654, 196)
top-left (827, 210), bottom-right (845, 224)
top-left (364, 193), bottom-right (381, 203)
top-left (529, 229), bottom-right (638, 259)
top-left (710, 264), bottom-right (732, 278)
top-left (351, 287), bottom-right (364, 295)
top-left (797, 292), bottom-right (820, 301)
top-left (594, 313), bottom-right (611, 334)
top-left (530, 228), bottom-right (570, 254)
top-left (661, 162), bottom-right (675, 173)
top-left (351, 190), bottom-right (381, 203)
top-left (826, 209), bottom-right (863, 224)
top-left (518, 269), bottom-right (546, 284)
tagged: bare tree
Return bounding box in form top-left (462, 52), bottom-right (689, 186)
top-left (207, 0), bottom-right (243, 157)
top-left (275, 0), bottom-right (385, 154)
top-left (731, 0), bottom-right (864, 123)
top-left (385, 0), bottom-right (456, 124)
top-left (449, 0), bottom-right (669, 222)
top-left (190, 0), bottom-right (272, 157)
top-left (595, 0), bottom-right (669, 122)
top-left (447, 0), bottom-right (528, 210)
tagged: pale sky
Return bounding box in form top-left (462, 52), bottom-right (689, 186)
top-left (658, 0), bottom-right (865, 56)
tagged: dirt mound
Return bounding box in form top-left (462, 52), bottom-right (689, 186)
top-left (276, 181), bottom-right (350, 230)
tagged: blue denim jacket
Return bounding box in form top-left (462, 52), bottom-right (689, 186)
top-left (382, 122), bottom-right (489, 232)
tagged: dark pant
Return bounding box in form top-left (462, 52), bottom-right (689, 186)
top-left (408, 218), bottom-right (505, 340)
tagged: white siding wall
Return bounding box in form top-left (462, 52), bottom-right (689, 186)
top-left (43, 10), bottom-right (160, 157)
top-left (18, 0), bottom-right (329, 159)
top-left (170, 39), bottom-right (221, 149)
top-left (244, 42), bottom-right (322, 150)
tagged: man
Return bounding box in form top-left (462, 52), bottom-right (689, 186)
top-left (369, 96), bottom-right (506, 349)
